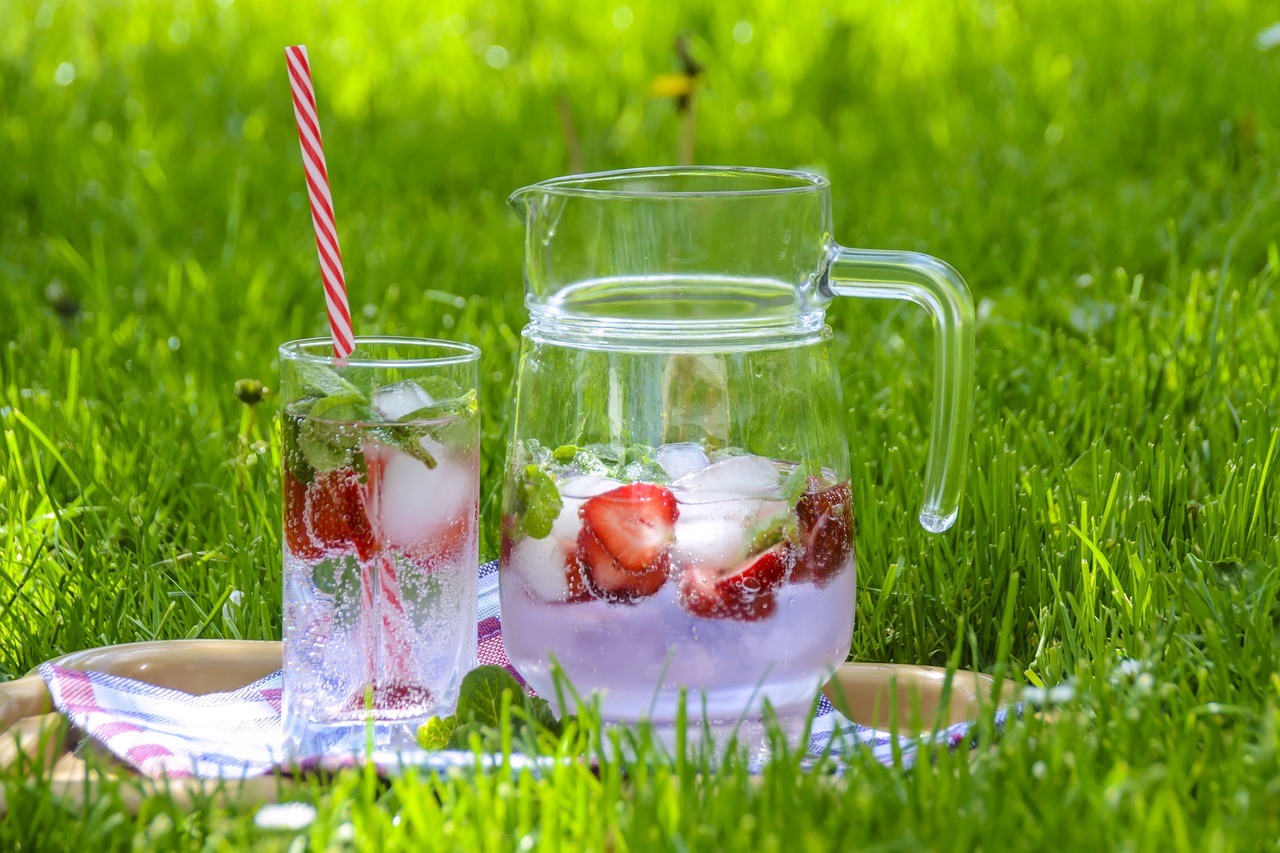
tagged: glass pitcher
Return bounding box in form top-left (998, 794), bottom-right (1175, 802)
top-left (499, 167), bottom-right (974, 745)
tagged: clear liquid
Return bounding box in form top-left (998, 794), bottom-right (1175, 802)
top-left (499, 455), bottom-right (856, 746)
top-left (501, 568), bottom-right (855, 727)
top-left (282, 424), bottom-right (478, 757)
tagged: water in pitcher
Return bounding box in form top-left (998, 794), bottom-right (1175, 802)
top-left (501, 442), bottom-right (856, 738)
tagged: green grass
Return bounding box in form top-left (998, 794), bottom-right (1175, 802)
top-left (2, 0), bottom-right (1279, 848)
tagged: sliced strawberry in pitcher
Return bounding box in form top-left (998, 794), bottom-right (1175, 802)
top-left (580, 483), bottom-right (679, 572)
top-left (283, 470), bottom-right (323, 560)
top-left (678, 542), bottom-right (793, 622)
top-left (577, 526), bottom-right (669, 601)
top-left (562, 549), bottom-right (596, 603)
top-left (305, 464), bottom-right (381, 561)
top-left (792, 480), bottom-right (854, 586)
top-left (577, 483), bottom-right (678, 601)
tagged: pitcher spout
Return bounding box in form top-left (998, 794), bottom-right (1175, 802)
top-left (506, 184), bottom-right (535, 221)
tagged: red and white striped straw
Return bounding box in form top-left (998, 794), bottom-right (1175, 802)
top-left (286, 46), bottom-right (415, 696)
top-left (285, 44), bottom-right (355, 358)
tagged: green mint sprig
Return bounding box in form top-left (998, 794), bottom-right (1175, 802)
top-left (369, 423), bottom-right (439, 470)
top-left (745, 512), bottom-right (799, 555)
top-left (416, 666), bottom-right (566, 751)
top-left (297, 394), bottom-right (369, 472)
top-left (548, 442), bottom-right (669, 483)
top-left (780, 461), bottom-right (812, 504)
top-left (293, 360), bottom-right (365, 400)
top-left (513, 464), bottom-right (563, 539)
top-left (285, 362), bottom-right (477, 478)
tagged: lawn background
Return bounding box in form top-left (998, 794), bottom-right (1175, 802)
top-left (1, 0), bottom-right (1279, 849)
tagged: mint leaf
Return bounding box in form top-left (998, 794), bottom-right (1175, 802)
top-left (416, 665), bottom-right (570, 754)
top-left (313, 557), bottom-right (363, 600)
top-left (514, 439), bottom-right (552, 470)
top-left (524, 694), bottom-right (561, 736)
top-left (418, 375), bottom-right (465, 401)
top-left (447, 721), bottom-right (501, 751)
top-left (584, 443), bottom-right (622, 469)
top-left (299, 417), bottom-right (359, 471)
top-left (293, 361), bottom-right (365, 400)
top-left (282, 407), bottom-right (316, 484)
top-left (515, 465), bottom-right (563, 539)
top-left (746, 513), bottom-right (798, 555)
top-left (398, 388), bottom-right (479, 423)
top-left (309, 394), bottom-right (374, 422)
top-left (456, 665), bottom-right (523, 728)
top-left (562, 443), bottom-right (668, 483)
top-left (287, 363), bottom-right (475, 478)
top-left (619, 444), bottom-right (667, 483)
top-left (397, 573), bottom-right (443, 610)
top-left (342, 349), bottom-right (376, 397)
top-left (781, 462), bottom-right (812, 504)
top-left (371, 425), bottom-right (438, 469)
top-left (416, 715), bottom-right (457, 750)
top-left (552, 445), bottom-right (580, 464)
top-left (382, 388), bottom-right (479, 465)
top-left (311, 559), bottom-right (339, 595)
top-left (293, 395), bottom-right (376, 473)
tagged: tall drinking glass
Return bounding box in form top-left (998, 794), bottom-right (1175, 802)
top-left (279, 337), bottom-right (480, 756)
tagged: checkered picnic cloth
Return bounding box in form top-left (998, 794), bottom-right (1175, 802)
top-left (39, 561), bottom-right (1006, 779)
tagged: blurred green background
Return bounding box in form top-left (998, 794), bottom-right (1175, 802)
top-left (4, 3), bottom-right (1280, 847)
top-left (0, 0), bottom-right (1277, 679)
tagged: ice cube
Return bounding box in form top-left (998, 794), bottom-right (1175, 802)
top-left (372, 380), bottom-right (435, 422)
top-left (510, 487), bottom-right (594, 601)
top-left (546, 478), bottom-right (615, 550)
top-left (559, 475), bottom-right (623, 500)
top-left (509, 533), bottom-right (572, 601)
top-left (673, 511), bottom-right (751, 567)
top-left (655, 442), bottom-right (710, 481)
top-left (672, 454), bottom-right (781, 499)
top-left (672, 496), bottom-right (791, 568)
top-left (376, 446), bottom-right (477, 553)
top-left (672, 497), bottom-right (759, 567)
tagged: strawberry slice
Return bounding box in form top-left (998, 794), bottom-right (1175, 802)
top-left (579, 483), bottom-right (679, 572)
top-left (340, 681), bottom-right (431, 714)
top-left (305, 464), bottom-right (381, 561)
top-left (577, 526), bottom-right (669, 601)
top-left (400, 501), bottom-right (475, 569)
top-left (562, 549), bottom-right (596, 603)
top-left (283, 470), bottom-right (323, 560)
top-left (499, 519), bottom-right (516, 565)
top-left (577, 483), bottom-right (678, 601)
top-left (791, 480), bottom-right (854, 587)
top-left (678, 542), bottom-right (793, 621)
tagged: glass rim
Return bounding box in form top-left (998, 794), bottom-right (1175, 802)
top-left (510, 166), bottom-right (830, 201)
top-left (278, 336), bottom-right (481, 368)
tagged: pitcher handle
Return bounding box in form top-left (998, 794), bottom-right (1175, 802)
top-left (824, 246), bottom-right (976, 533)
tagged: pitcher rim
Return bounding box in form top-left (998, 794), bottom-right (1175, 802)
top-left (509, 166), bottom-right (829, 201)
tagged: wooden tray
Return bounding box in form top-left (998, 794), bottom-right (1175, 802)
top-left (0, 640), bottom-right (1013, 812)
top-left (0, 641), bottom-right (287, 813)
